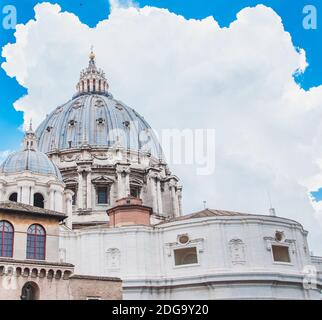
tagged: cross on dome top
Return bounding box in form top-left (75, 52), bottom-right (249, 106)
top-left (75, 48), bottom-right (109, 97)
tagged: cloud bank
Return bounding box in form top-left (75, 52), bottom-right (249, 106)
top-left (2, 2), bottom-right (322, 253)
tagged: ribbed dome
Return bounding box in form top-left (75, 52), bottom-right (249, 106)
top-left (36, 51), bottom-right (162, 158)
top-left (36, 94), bottom-right (162, 157)
top-left (0, 149), bottom-right (63, 180)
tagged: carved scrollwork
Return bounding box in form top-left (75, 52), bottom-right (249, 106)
top-left (106, 248), bottom-right (121, 270)
top-left (229, 239), bottom-right (246, 265)
top-left (61, 154), bottom-right (80, 162)
top-left (92, 152), bottom-right (113, 160)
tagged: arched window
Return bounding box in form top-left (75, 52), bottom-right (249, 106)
top-left (21, 282), bottom-right (40, 300)
top-left (9, 193), bottom-right (18, 202)
top-left (26, 224), bottom-right (46, 260)
top-left (0, 221), bottom-right (14, 257)
top-left (33, 193), bottom-right (44, 208)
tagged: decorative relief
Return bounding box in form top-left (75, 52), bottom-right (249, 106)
top-left (72, 98), bottom-right (84, 109)
top-left (228, 239), bottom-right (246, 265)
top-left (106, 248), bottom-right (121, 270)
top-left (54, 106), bottom-right (63, 115)
top-left (92, 152), bottom-right (113, 160)
top-left (264, 232), bottom-right (296, 255)
top-left (61, 154), bottom-right (80, 162)
top-left (59, 248), bottom-right (66, 263)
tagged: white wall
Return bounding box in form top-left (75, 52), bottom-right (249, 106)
top-left (60, 214), bottom-right (322, 300)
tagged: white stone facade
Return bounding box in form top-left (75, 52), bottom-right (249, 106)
top-left (60, 213), bottom-right (322, 300)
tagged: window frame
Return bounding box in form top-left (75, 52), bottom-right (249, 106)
top-left (96, 185), bottom-right (110, 205)
top-left (0, 220), bottom-right (14, 258)
top-left (173, 246), bottom-right (200, 268)
top-left (26, 224), bottom-right (46, 261)
top-left (270, 243), bottom-right (292, 265)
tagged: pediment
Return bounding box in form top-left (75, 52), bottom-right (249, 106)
top-left (92, 176), bottom-right (114, 184)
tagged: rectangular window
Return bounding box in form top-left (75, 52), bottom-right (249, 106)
top-left (130, 186), bottom-right (140, 198)
top-left (272, 245), bottom-right (291, 263)
top-left (174, 247), bottom-right (198, 266)
top-left (97, 187), bottom-right (108, 204)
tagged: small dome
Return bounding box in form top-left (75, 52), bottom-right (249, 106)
top-left (0, 149), bottom-right (63, 181)
top-left (0, 122), bottom-right (63, 181)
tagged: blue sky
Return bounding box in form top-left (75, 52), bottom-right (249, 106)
top-left (1, 0), bottom-right (322, 196)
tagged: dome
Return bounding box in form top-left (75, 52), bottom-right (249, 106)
top-left (0, 124), bottom-right (63, 181)
top-left (0, 149), bottom-right (63, 180)
top-left (36, 52), bottom-right (162, 158)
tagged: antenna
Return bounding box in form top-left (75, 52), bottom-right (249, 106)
top-left (266, 189), bottom-right (276, 216)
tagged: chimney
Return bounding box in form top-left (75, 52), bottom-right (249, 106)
top-left (269, 208), bottom-right (276, 216)
top-left (107, 197), bottom-right (152, 228)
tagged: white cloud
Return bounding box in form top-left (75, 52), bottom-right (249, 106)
top-left (2, 2), bottom-right (322, 254)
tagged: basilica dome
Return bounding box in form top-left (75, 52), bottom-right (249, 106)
top-left (36, 51), bottom-right (162, 158)
top-left (0, 126), bottom-right (62, 181)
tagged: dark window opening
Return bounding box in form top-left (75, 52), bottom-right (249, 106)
top-left (21, 282), bottom-right (39, 300)
top-left (33, 193), bottom-right (44, 208)
top-left (69, 187), bottom-right (77, 206)
top-left (26, 224), bottom-right (46, 260)
top-left (130, 186), bottom-right (141, 198)
top-left (97, 187), bottom-right (108, 204)
top-left (0, 221), bottom-right (14, 257)
top-left (174, 247), bottom-right (198, 266)
top-left (272, 245), bottom-right (291, 263)
top-left (9, 193), bottom-right (18, 202)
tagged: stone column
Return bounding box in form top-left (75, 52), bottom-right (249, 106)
top-left (49, 188), bottom-right (55, 211)
top-left (156, 178), bottom-right (163, 214)
top-left (77, 170), bottom-right (84, 209)
top-left (149, 175), bottom-right (158, 213)
top-left (170, 180), bottom-right (179, 217)
top-left (55, 188), bottom-right (63, 213)
top-left (0, 183), bottom-right (4, 202)
top-left (116, 165), bottom-right (130, 199)
top-left (177, 187), bottom-right (183, 216)
top-left (64, 190), bottom-right (74, 229)
top-left (117, 171), bottom-right (124, 199)
top-left (125, 172), bottom-right (130, 198)
top-left (29, 186), bottom-right (34, 206)
top-left (86, 169), bottom-right (92, 209)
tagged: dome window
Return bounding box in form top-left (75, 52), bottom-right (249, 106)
top-left (123, 121), bottom-right (130, 128)
top-left (96, 118), bottom-right (105, 125)
top-left (9, 193), bottom-right (18, 202)
top-left (33, 193), bottom-right (45, 208)
top-left (95, 99), bottom-right (104, 108)
top-left (68, 120), bottom-right (77, 127)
